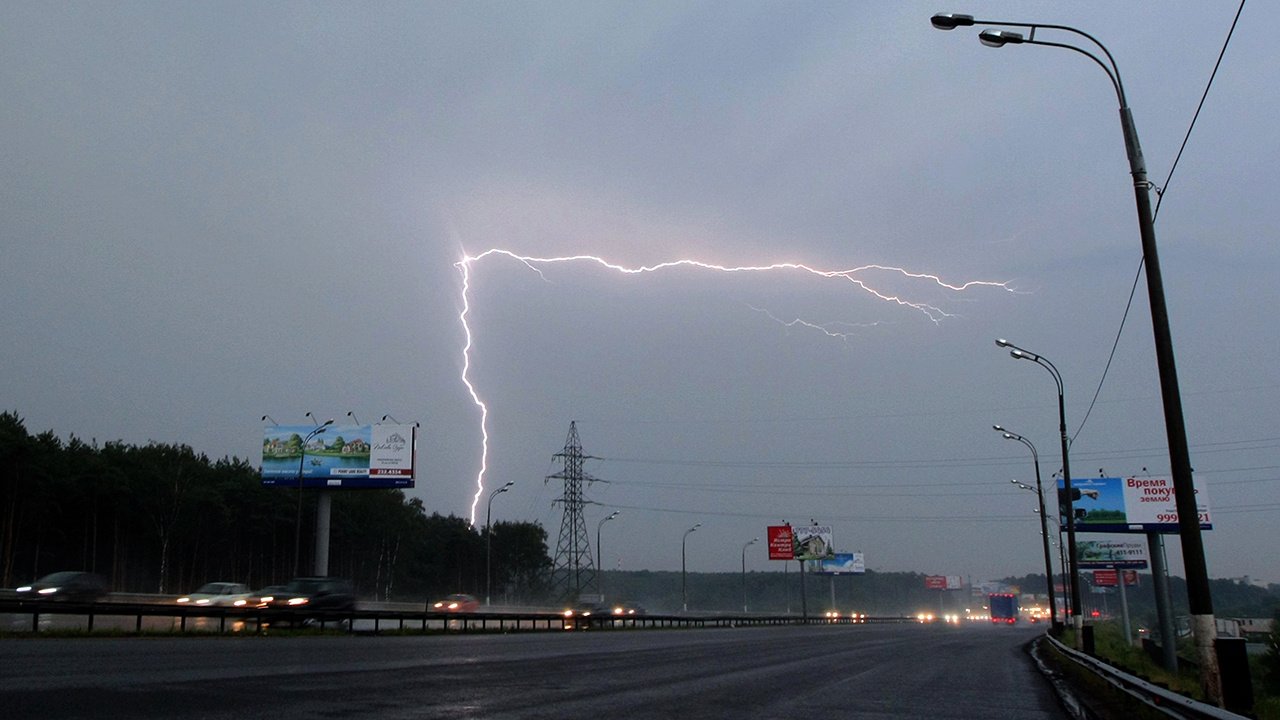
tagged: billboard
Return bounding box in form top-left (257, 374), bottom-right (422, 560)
top-left (924, 575), bottom-right (946, 590)
top-left (1058, 476), bottom-right (1211, 533)
top-left (1093, 569), bottom-right (1139, 587)
top-left (261, 424), bottom-right (416, 489)
top-left (767, 525), bottom-right (794, 560)
top-left (809, 552), bottom-right (865, 575)
top-left (1077, 540), bottom-right (1149, 569)
top-left (792, 525), bottom-right (835, 561)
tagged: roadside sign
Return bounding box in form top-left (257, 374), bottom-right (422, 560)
top-left (767, 525), bottom-right (794, 560)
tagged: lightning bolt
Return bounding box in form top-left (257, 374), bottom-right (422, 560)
top-left (747, 304), bottom-right (889, 346)
top-left (456, 248), bottom-right (1013, 524)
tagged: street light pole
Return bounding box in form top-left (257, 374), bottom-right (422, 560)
top-left (682, 523), bottom-right (701, 612)
top-left (294, 420), bottom-right (332, 577)
top-left (995, 425), bottom-right (1061, 633)
top-left (596, 511), bottom-right (619, 601)
top-left (995, 339), bottom-right (1081, 643)
top-left (741, 537), bottom-right (759, 613)
top-left (485, 481), bottom-right (513, 607)
top-left (933, 13), bottom-right (1218, 700)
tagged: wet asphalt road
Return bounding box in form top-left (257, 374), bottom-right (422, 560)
top-left (1, 622), bottom-right (1068, 719)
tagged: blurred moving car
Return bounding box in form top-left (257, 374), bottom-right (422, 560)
top-left (247, 585), bottom-right (289, 609)
top-left (262, 577), bottom-right (356, 614)
top-left (176, 582), bottom-right (251, 607)
top-left (432, 594), bottom-right (480, 612)
top-left (609, 601), bottom-right (646, 616)
top-left (15, 571), bottom-right (108, 603)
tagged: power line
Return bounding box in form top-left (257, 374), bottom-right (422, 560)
top-left (1072, 0), bottom-right (1248, 444)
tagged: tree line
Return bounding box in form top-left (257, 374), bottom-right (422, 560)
top-left (0, 412), bottom-right (551, 601)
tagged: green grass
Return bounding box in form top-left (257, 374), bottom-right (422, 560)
top-left (1066, 621), bottom-right (1280, 717)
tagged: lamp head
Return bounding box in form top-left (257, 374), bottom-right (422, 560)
top-left (979, 29), bottom-right (1024, 47)
top-left (992, 424), bottom-right (1004, 432)
top-left (322, 418), bottom-right (334, 427)
top-left (930, 13), bottom-right (974, 30)
top-left (1003, 433), bottom-right (1015, 440)
top-left (995, 338), bottom-right (1010, 348)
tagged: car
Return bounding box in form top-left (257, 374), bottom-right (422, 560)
top-left (432, 594), bottom-right (480, 612)
top-left (608, 601), bottom-right (646, 617)
top-left (261, 577), bottom-right (356, 624)
top-left (15, 571), bottom-right (109, 603)
top-left (247, 585), bottom-right (289, 609)
top-left (176, 582), bottom-right (252, 607)
top-left (561, 601), bottom-right (612, 630)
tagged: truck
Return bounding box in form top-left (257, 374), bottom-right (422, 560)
top-left (989, 593), bottom-right (1019, 625)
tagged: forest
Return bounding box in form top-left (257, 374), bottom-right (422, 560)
top-left (0, 412), bottom-right (551, 602)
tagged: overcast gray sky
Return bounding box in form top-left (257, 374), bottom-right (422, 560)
top-left (4, 1), bottom-right (1275, 586)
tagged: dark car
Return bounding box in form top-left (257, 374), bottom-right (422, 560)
top-left (608, 601), bottom-right (646, 617)
top-left (431, 594), bottom-right (480, 613)
top-left (261, 577), bottom-right (355, 624)
top-left (15, 571), bottom-right (109, 603)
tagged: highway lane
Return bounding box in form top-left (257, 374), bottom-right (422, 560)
top-left (1, 622), bottom-right (1068, 719)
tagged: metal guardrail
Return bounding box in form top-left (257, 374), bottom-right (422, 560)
top-left (1041, 633), bottom-right (1246, 720)
top-left (0, 598), bottom-right (917, 636)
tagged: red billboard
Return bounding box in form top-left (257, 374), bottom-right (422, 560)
top-left (767, 525), bottom-right (794, 560)
top-left (1094, 569), bottom-right (1138, 587)
top-left (924, 575), bottom-right (947, 590)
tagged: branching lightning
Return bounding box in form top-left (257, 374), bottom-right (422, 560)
top-left (747, 304), bottom-right (888, 346)
top-left (455, 248), bottom-right (1013, 524)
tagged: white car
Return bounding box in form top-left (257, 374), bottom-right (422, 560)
top-left (176, 582), bottom-right (252, 607)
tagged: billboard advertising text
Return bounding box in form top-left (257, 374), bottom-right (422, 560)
top-left (767, 525), bottom-right (794, 560)
top-left (1077, 540), bottom-right (1149, 569)
top-left (1058, 476), bottom-right (1210, 533)
top-left (261, 424), bottom-right (416, 489)
top-left (792, 525), bottom-right (835, 561)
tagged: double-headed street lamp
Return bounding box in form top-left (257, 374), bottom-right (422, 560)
top-left (741, 537), bottom-right (759, 613)
top-left (994, 339), bottom-right (1081, 640)
top-left (681, 523), bottom-right (701, 612)
top-left (995, 425), bottom-right (1060, 632)
top-left (597, 511), bottom-right (620, 600)
top-left (295, 419), bottom-right (333, 576)
top-left (933, 13), bottom-right (1218, 698)
top-left (485, 481), bottom-right (514, 607)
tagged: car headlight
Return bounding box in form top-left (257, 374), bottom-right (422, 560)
top-left (16, 586), bottom-right (33, 592)
top-left (448, 602), bottom-right (459, 610)
top-left (233, 599), bottom-right (247, 606)
top-left (39, 587), bottom-right (60, 595)
top-left (288, 597), bottom-right (308, 606)
top-left (177, 597), bottom-right (191, 603)
top-left (196, 598), bottom-right (210, 605)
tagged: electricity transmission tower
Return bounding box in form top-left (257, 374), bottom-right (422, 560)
top-left (547, 421), bottom-right (604, 602)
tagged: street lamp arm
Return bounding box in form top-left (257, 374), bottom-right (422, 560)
top-left (933, 15), bottom-right (1125, 103)
top-left (1017, 37), bottom-right (1123, 105)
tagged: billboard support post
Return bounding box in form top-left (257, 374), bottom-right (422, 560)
top-left (314, 490), bottom-right (332, 576)
top-left (294, 422), bottom-right (332, 576)
top-left (1149, 532), bottom-right (1178, 671)
top-left (1118, 566), bottom-right (1131, 644)
top-left (799, 559), bottom-right (807, 621)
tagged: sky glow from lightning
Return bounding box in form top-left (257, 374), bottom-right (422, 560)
top-left (455, 248), bottom-right (1014, 524)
